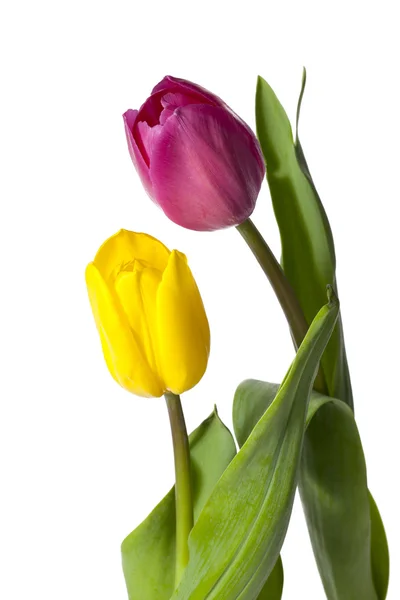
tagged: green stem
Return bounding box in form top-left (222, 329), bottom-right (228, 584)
top-left (237, 218), bottom-right (309, 346)
top-left (165, 392), bottom-right (193, 586)
top-left (236, 218), bottom-right (328, 395)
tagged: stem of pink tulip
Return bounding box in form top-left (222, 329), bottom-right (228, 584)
top-left (164, 392), bottom-right (193, 586)
top-left (236, 217), bottom-right (328, 395)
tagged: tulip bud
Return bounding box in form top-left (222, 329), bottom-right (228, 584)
top-left (86, 229), bottom-right (210, 397)
top-left (123, 76), bottom-right (265, 231)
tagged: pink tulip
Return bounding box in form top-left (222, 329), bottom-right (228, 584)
top-left (123, 76), bottom-right (265, 231)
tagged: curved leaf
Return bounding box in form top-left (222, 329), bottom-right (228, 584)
top-left (233, 381), bottom-right (284, 600)
top-left (233, 381), bottom-right (279, 448)
top-left (121, 409), bottom-right (236, 600)
top-left (255, 72), bottom-right (353, 409)
top-left (300, 397), bottom-right (377, 600)
top-left (171, 291), bottom-right (338, 599)
top-left (256, 556), bottom-right (283, 600)
top-left (233, 381), bottom-right (389, 599)
top-left (255, 71), bottom-right (388, 597)
top-left (369, 491), bottom-right (390, 599)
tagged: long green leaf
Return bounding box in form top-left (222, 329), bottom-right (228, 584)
top-left (256, 556), bottom-right (283, 600)
top-left (121, 409), bottom-right (236, 600)
top-left (301, 396), bottom-right (376, 599)
top-left (233, 379), bottom-right (284, 600)
top-left (171, 290), bottom-right (339, 599)
top-left (255, 72), bottom-right (352, 409)
top-left (255, 72), bottom-right (389, 597)
top-left (233, 381), bottom-right (389, 599)
top-left (369, 491), bottom-right (390, 599)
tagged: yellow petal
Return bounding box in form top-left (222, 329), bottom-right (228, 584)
top-left (85, 262), bottom-right (163, 397)
top-left (157, 251), bottom-right (210, 394)
top-left (115, 267), bottom-right (163, 384)
top-left (93, 229), bottom-right (170, 283)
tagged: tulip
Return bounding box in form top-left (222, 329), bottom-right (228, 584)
top-left (86, 229), bottom-right (210, 397)
top-left (123, 76), bottom-right (265, 231)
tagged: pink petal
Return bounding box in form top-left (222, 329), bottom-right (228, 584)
top-left (136, 121), bottom-right (163, 162)
top-left (150, 104), bottom-right (265, 231)
top-left (123, 110), bottom-right (153, 198)
top-left (152, 75), bottom-right (223, 107)
top-left (159, 92), bottom-right (199, 124)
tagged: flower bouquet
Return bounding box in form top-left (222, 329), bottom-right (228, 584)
top-left (85, 72), bottom-right (389, 599)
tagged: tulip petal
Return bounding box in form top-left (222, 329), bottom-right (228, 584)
top-left (136, 121), bottom-right (163, 161)
top-left (159, 92), bottom-right (200, 125)
top-left (123, 109), bottom-right (153, 196)
top-left (157, 251), bottom-right (210, 394)
top-left (93, 229), bottom-right (170, 283)
top-left (115, 267), bottom-right (163, 385)
top-left (150, 104), bottom-right (265, 231)
top-left (151, 75), bottom-right (223, 107)
top-left (86, 262), bottom-right (163, 397)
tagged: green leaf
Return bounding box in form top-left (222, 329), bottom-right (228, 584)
top-left (233, 382), bottom-right (389, 599)
top-left (255, 71), bottom-right (353, 409)
top-left (256, 556), bottom-right (284, 600)
top-left (369, 491), bottom-right (390, 599)
top-left (301, 397), bottom-right (377, 599)
top-left (233, 380), bottom-right (284, 600)
top-left (255, 72), bottom-right (388, 598)
top-left (121, 409), bottom-right (236, 600)
top-left (171, 290), bottom-right (339, 599)
top-left (233, 381), bottom-right (279, 448)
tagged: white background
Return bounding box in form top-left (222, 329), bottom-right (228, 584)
top-left (1, 1), bottom-right (399, 598)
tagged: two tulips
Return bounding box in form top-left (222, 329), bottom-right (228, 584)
top-left (85, 73), bottom-right (389, 600)
top-left (86, 75), bottom-right (265, 398)
top-left (86, 76), bottom-right (269, 591)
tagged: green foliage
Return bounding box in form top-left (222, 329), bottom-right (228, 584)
top-left (255, 71), bottom-right (352, 408)
top-left (121, 409), bottom-right (236, 600)
top-left (301, 397), bottom-right (376, 599)
top-left (255, 71), bottom-right (389, 598)
top-left (256, 556), bottom-right (284, 599)
top-left (234, 380), bottom-right (389, 599)
top-left (171, 292), bottom-right (338, 599)
top-left (233, 379), bottom-right (284, 600)
top-left (369, 492), bottom-right (390, 599)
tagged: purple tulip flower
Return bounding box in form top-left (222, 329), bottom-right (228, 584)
top-left (123, 76), bottom-right (265, 231)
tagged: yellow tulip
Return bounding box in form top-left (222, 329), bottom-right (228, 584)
top-left (86, 229), bottom-right (210, 397)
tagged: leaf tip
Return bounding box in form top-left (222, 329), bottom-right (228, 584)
top-left (326, 284), bottom-right (338, 308)
top-left (296, 68), bottom-right (308, 139)
top-left (256, 75), bottom-right (264, 97)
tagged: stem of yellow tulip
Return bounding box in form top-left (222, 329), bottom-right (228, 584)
top-left (236, 218), bottom-right (328, 395)
top-left (164, 392), bottom-right (193, 586)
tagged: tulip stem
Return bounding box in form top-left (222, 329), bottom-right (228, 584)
top-left (237, 218), bottom-right (309, 346)
top-left (236, 218), bottom-right (328, 394)
top-left (164, 392), bottom-right (193, 586)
